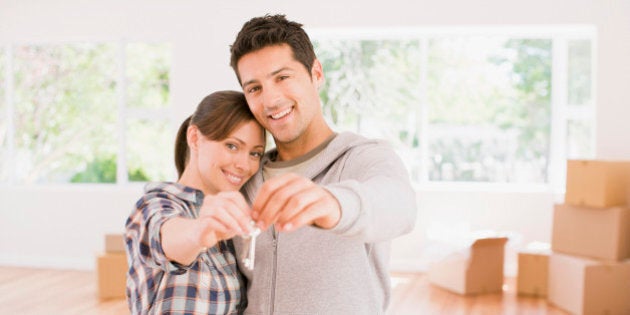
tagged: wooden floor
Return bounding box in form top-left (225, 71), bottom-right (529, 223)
top-left (0, 266), bottom-right (568, 315)
top-left (388, 272), bottom-right (568, 315)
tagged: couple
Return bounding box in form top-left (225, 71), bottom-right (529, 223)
top-left (124, 14), bottom-right (417, 315)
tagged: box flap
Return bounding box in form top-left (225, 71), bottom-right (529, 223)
top-left (471, 237), bottom-right (508, 248)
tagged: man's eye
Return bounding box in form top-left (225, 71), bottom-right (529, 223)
top-left (247, 86), bottom-right (260, 94)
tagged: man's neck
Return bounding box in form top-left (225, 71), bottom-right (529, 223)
top-left (275, 125), bottom-right (334, 162)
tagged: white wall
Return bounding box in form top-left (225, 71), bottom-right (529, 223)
top-left (1, 0), bottom-right (629, 272)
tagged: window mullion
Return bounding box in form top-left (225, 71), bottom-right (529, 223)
top-left (418, 37), bottom-right (429, 183)
top-left (5, 44), bottom-right (15, 185)
top-left (116, 41), bottom-right (128, 185)
top-left (549, 37), bottom-right (569, 194)
top-left (589, 38), bottom-right (598, 158)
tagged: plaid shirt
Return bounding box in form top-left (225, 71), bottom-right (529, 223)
top-left (125, 182), bottom-right (246, 315)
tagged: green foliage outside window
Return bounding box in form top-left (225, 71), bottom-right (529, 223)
top-left (70, 156), bottom-right (117, 183)
top-left (125, 43), bottom-right (173, 182)
top-left (69, 155), bottom-right (149, 183)
top-left (126, 43), bottom-right (171, 109)
top-left (1, 34), bottom-right (593, 185)
top-left (13, 44), bottom-right (118, 184)
top-left (568, 40), bottom-right (592, 106)
top-left (315, 35), bottom-right (591, 183)
top-left (315, 39), bottom-right (421, 145)
top-left (2, 42), bottom-right (172, 184)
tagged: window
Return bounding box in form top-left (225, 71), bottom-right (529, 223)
top-left (0, 41), bottom-right (173, 185)
top-left (312, 26), bottom-right (596, 188)
top-left (566, 39), bottom-right (595, 159)
top-left (122, 43), bottom-right (173, 184)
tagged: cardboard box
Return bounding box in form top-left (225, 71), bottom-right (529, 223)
top-left (565, 159), bottom-right (630, 208)
top-left (96, 252), bottom-right (128, 300)
top-left (105, 234), bottom-right (126, 253)
top-left (516, 250), bottom-right (549, 297)
top-left (548, 252), bottom-right (630, 315)
top-left (516, 251), bottom-right (551, 297)
top-left (552, 204), bottom-right (630, 261)
top-left (427, 237), bottom-right (508, 295)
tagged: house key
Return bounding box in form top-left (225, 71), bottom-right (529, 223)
top-left (243, 222), bottom-right (261, 270)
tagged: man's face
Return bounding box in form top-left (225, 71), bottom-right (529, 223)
top-left (237, 44), bottom-right (323, 146)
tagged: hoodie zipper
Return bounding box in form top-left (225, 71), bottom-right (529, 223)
top-left (270, 226), bottom-right (278, 314)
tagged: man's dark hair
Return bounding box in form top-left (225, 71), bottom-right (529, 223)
top-left (230, 14), bottom-right (316, 84)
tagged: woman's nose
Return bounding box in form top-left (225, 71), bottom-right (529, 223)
top-left (234, 152), bottom-right (250, 173)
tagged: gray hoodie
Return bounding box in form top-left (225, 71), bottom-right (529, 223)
top-left (235, 132), bottom-right (417, 315)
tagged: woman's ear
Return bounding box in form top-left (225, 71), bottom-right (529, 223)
top-left (187, 125), bottom-right (199, 153)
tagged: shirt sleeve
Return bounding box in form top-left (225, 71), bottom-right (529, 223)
top-left (325, 141), bottom-right (418, 243)
top-left (127, 195), bottom-right (194, 274)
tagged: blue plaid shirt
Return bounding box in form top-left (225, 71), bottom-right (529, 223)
top-left (125, 182), bottom-right (246, 314)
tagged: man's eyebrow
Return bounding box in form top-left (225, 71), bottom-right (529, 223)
top-left (242, 67), bottom-right (292, 88)
top-left (241, 78), bottom-right (258, 88)
top-left (270, 67), bottom-right (291, 76)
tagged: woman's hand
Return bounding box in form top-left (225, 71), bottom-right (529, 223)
top-left (161, 191), bottom-right (253, 265)
top-left (195, 191), bottom-right (255, 247)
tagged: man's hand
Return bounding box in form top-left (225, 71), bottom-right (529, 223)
top-left (252, 173), bottom-right (341, 232)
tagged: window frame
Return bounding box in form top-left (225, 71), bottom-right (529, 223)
top-left (308, 25), bottom-right (597, 193)
top-left (0, 40), bottom-right (174, 186)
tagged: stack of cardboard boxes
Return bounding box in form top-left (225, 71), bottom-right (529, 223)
top-left (547, 160), bottom-right (630, 314)
top-left (96, 233), bottom-right (128, 300)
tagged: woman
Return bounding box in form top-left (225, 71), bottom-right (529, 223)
top-left (125, 90), bottom-right (265, 314)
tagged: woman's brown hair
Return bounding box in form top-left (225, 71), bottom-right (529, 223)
top-left (174, 90), bottom-right (262, 178)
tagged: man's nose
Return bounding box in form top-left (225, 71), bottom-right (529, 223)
top-left (262, 84), bottom-right (283, 109)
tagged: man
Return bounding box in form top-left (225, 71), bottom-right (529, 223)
top-left (230, 14), bottom-right (417, 314)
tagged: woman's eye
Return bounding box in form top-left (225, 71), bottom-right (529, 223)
top-left (226, 143), bottom-right (238, 151)
top-left (251, 151), bottom-right (263, 158)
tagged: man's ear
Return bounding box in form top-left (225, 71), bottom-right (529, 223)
top-left (312, 59), bottom-right (325, 89)
top-left (187, 125), bottom-right (200, 152)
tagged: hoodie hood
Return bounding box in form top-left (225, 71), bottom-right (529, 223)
top-left (242, 131), bottom-right (378, 202)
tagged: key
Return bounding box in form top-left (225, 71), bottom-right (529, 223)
top-left (243, 223), bottom-right (261, 270)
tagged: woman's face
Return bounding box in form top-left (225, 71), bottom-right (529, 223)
top-left (195, 120), bottom-right (265, 194)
